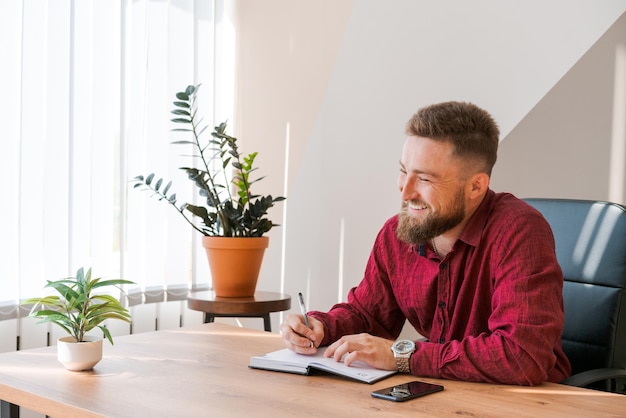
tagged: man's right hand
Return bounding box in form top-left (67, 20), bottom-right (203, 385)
top-left (279, 313), bottom-right (324, 354)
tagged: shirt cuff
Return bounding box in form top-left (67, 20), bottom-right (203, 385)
top-left (410, 342), bottom-right (441, 377)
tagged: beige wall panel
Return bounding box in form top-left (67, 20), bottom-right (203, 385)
top-left (492, 12), bottom-right (626, 205)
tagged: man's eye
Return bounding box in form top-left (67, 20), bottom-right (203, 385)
top-left (419, 177), bottom-right (430, 182)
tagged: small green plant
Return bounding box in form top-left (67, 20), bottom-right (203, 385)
top-left (131, 84), bottom-right (285, 237)
top-left (22, 267), bottom-right (134, 345)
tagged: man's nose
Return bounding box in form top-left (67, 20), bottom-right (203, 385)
top-left (400, 176), bottom-right (418, 202)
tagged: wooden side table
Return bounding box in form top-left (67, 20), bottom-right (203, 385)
top-left (187, 291), bottom-right (291, 332)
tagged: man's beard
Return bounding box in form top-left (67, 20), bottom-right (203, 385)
top-left (396, 190), bottom-right (466, 246)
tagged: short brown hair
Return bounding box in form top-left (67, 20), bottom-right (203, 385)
top-left (405, 101), bottom-right (499, 175)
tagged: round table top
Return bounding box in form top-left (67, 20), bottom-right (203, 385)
top-left (187, 291), bottom-right (292, 315)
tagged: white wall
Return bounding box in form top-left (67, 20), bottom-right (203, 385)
top-left (232, 0), bottom-right (626, 330)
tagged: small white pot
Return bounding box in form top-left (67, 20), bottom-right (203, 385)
top-left (57, 336), bottom-right (103, 371)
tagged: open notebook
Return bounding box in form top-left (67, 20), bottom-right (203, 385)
top-left (249, 348), bottom-right (397, 384)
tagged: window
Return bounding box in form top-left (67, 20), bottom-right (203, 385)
top-left (0, 0), bottom-right (235, 342)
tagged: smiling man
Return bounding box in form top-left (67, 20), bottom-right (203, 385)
top-left (280, 102), bottom-right (571, 385)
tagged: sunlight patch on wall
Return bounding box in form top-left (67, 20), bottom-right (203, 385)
top-left (609, 43), bottom-right (626, 203)
top-left (280, 122), bottom-right (291, 293)
top-left (337, 218), bottom-right (345, 303)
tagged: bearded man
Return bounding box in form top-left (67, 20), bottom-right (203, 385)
top-left (280, 102), bottom-right (571, 385)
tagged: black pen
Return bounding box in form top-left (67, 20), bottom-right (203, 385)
top-left (297, 292), bottom-right (314, 347)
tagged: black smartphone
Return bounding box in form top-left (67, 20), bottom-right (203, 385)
top-left (371, 380), bottom-right (444, 402)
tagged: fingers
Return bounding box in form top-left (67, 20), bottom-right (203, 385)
top-left (279, 313), bottom-right (322, 354)
top-left (323, 333), bottom-right (396, 370)
top-left (324, 335), bottom-right (359, 364)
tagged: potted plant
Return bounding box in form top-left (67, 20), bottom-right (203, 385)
top-left (132, 84), bottom-right (285, 297)
top-left (22, 267), bottom-right (134, 371)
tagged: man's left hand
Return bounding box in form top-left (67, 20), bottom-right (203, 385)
top-left (323, 333), bottom-right (397, 371)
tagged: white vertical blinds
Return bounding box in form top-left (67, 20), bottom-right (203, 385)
top-left (0, 0), bottom-right (232, 323)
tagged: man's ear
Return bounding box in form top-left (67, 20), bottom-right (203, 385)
top-left (467, 172), bottom-right (490, 198)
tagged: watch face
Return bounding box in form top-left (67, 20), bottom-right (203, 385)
top-left (394, 340), bottom-right (415, 354)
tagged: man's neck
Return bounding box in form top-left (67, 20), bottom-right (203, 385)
top-left (434, 192), bottom-right (487, 258)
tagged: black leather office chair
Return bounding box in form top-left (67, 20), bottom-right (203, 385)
top-left (524, 198), bottom-right (626, 393)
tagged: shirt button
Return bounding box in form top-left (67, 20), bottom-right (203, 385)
top-left (439, 337), bottom-right (445, 343)
top-left (440, 264), bottom-right (447, 270)
top-left (438, 302), bottom-right (446, 309)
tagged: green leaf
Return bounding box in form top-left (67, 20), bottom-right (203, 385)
top-left (185, 85), bottom-right (197, 96)
top-left (100, 326), bottom-right (114, 345)
top-left (46, 282), bottom-right (79, 301)
top-left (91, 279), bottom-right (135, 289)
top-left (197, 125), bottom-right (209, 136)
top-left (163, 181), bottom-right (172, 195)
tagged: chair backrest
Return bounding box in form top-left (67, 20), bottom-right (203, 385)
top-left (524, 198), bottom-right (626, 376)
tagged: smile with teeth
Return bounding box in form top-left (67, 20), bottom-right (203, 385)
top-left (409, 203), bottom-right (427, 210)
top-left (405, 201), bottom-right (429, 212)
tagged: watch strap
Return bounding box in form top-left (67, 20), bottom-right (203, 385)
top-left (396, 355), bottom-right (411, 373)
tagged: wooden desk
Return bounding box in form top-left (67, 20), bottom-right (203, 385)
top-left (187, 290), bottom-right (291, 331)
top-left (1, 323), bottom-right (625, 418)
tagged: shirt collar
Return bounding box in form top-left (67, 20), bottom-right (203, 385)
top-left (457, 188), bottom-right (495, 248)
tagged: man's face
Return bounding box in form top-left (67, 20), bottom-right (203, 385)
top-left (396, 136), bottom-right (467, 246)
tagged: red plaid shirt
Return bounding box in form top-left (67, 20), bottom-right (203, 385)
top-left (309, 190), bottom-right (571, 385)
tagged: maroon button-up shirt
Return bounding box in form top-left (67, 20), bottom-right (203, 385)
top-left (309, 190), bottom-right (571, 385)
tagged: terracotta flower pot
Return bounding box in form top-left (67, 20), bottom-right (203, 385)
top-left (201, 236), bottom-right (269, 297)
top-left (57, 336), bottom-right (103, 371)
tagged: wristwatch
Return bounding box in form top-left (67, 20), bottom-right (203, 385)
top-left (391, 339), bottom-right (416, 373)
